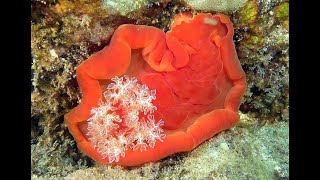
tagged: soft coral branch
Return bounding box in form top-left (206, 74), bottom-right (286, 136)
top-left (86, 75), bottom-right (166, 163)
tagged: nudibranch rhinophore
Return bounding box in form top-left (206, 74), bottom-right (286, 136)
top-left (65, 12), bottom-right (246, 166)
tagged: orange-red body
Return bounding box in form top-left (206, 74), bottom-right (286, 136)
top-left (65, 12), bottom-right (246, 166)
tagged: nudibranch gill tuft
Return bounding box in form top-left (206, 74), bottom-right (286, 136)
top-left (65, 12), bottom-right (246, 166)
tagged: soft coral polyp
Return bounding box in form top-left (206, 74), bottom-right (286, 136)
top-left (65, 12), bottom-right (246, 166)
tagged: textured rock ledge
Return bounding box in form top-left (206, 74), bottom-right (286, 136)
top-left (61, 119), bottom-right (288, 179)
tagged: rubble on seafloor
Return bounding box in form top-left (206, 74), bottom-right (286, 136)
top-left (33, 117), bottom-right (288, 179)
top-left (31, 0), bottom-right (289, 178)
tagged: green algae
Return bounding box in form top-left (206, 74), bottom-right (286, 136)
top-left (275, 2), bottom-right (289, 29)
top-left (237, 0), bottom-right (258, 27)
top-left (234, 0), bottom-right (289, 122)
top-left (245, 35), bottom-right (266, 49)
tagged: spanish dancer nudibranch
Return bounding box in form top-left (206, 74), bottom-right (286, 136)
top-left (65, 12), bottom-right (246, 166)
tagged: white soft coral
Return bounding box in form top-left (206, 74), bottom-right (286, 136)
top-left (86, 75), bottom-right (165, 163)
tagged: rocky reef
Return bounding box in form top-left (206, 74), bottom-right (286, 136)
top-left (31, 0), bottom-right (289, 179)
top-left (62, 121), bottom-right (288, 179)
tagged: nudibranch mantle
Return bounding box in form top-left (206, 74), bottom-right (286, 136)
top-left (65, 12), bottom-right (246, 166)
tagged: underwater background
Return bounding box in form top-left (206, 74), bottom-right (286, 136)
top-left (31, 0), bottom-right (289, 179)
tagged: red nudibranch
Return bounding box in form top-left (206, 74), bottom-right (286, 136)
top-left (65, 12), bottom-right (246, 166)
